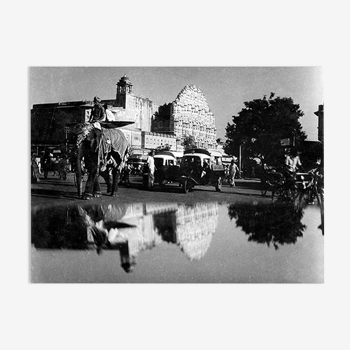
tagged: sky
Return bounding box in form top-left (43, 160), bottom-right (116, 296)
top-left (30, 66), bottom-right (323, 141)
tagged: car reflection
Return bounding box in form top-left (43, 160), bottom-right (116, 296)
top-left (227, 200), bottom-right (324, 249)
top-left (32, 199), bottom-right (324, 274)
top-left (32, 202), bottom-right (219, 272)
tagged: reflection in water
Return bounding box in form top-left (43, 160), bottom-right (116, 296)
top-left (228, 201), bottom-right (312, 249)
top-left (32, 199), bottom-right (324, 278)
top-left (32, 200), bottom-right (324, 282)
top-left (32, 202), bottom-right (218, 273)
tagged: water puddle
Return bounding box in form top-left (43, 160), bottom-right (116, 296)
top-left (31, 201), bottom-right (323, 283)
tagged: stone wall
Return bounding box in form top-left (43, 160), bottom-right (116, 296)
top-left (142, 131), bottom-right (177, 151)
top-left (127, 95), bottom-right (158, 132)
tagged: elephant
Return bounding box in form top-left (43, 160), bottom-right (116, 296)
top-left (74, 125), bottom-right (129, 199)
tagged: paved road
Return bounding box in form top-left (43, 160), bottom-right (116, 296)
top-left (31, 172), bottom-right (271, 207)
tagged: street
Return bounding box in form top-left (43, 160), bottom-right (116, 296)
top-left (31, 171), bottom-right (324, 283)
top-left (31, 172), bottom-right (271, 207)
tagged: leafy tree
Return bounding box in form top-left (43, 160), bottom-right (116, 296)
top-left (181, 135), bottom-right (196, 151)
top-left (156, 143), bottom-right (171, 152)
top-left (224, 93), bottom-right (307, 167)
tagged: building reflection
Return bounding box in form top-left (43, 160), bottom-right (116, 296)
top-left (32, 202), bottom-right (218, 272)
top-left (227, 201), bottom-right (318, 249)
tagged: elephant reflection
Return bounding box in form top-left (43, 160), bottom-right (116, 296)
top-left (228, 202), bottom-right (306, 249)
top-left (32, 202), bottom-right (219, 273)
top-left (31, 204), bottom-right (139, 273)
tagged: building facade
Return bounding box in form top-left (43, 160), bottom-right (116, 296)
top-left (31, 75), bottom-right (218, 155)
top-left (152, 84), bottom-right (217, 150)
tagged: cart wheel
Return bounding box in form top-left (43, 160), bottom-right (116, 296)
top-left (216, 177), bottom-right (222, 192)
top-left (182, 179), bottom-right (190, 193)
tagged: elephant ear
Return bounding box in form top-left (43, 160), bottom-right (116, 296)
top-left (108, 129), bottom-right (129, 160)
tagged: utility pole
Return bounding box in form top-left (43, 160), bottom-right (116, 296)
top-left (65, 127), bottom-right (69, 155)
top-left (239, 144), bottom-right (242, 173)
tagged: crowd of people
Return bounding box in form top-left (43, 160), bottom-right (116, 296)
top-left (31, 151), bottom-right (72, 183)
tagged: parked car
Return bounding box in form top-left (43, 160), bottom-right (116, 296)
top-left (142, 151), bottom-right (181, 189)
top-left (179, 148), bottom-right (225, 193)
top-left (128, 154), bottom-right (147, 175)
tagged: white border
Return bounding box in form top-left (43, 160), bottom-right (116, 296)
top-left (4, 1), bottom-right (349, 349)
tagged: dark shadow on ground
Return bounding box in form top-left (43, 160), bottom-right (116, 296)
top-left (235, 180), bottom-right (262, 191)
top-left (31, 188), bottom-right (79, 199)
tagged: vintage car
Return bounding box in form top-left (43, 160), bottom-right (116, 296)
top-left (127, 154), bottom-right (148, 175)
top-left (179, 149), bottom-right (225, 193)
top-left (142, 151), bottom-right (181, 189)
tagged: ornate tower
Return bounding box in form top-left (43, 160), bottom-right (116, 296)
top-left (116, 74), bottom-right (133, 108)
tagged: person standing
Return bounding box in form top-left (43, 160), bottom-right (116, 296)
top-left (229, 160), bottom-right (239, 187)
top-left (41, 150), bottom-right (53, 179)
top-left (283, 149), bottom-right (303, 192)
top-left (31, 154), bottom-right (40, 183)
top-left (147, 150), bottom-right (155, 189)
top-left (285, 149), bottom-right (303, 173)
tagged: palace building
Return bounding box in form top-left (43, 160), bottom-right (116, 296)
top-left (31, 74), bottom-right (218, 155)
top-left (152, 84), bottom-right (217, 150)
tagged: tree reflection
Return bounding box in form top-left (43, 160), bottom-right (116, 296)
top-left (31, 205), bottom-right (95, 250)
top-left (227, 202), bottom-right (306, 249)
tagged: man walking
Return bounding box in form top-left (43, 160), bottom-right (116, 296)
top-left (229, 160), bottom-right (239, 187)
top-left (147, 150), bottom-right (155, 189)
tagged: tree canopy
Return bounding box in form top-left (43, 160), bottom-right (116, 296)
top-left (224, 94), bottom-right (307, 166)
top-left (181, 135), bottom-right (196, 150)
top-left (156, 143), bottom-right (171, 152)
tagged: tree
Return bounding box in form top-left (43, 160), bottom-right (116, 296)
top-left (156, 143), bottom-right (171, 152)
top-left (181, 135), bottom-right (196, 151)
top-left (224, 94), bottom-right (307, 167)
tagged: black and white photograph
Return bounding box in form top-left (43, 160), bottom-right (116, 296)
top-left (30, 67), bottom-right (324, 283)
top-left (5, 1), bottom-right (350, 348)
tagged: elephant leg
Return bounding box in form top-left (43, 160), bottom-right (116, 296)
top-left (110, 169), bottom-right (120, 196)
top-left (100, 169), bottom-right (112, 193)
top-left (76, 172), bottom-right (83, 197)
top-left (83, 172), bottom-right (94, 199)
top-left (93, 176), bottom-right (102, 197)
top-left (84, 166), bottom-right (99, 199)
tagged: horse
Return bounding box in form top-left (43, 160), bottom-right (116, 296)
top-left (74, 125), bottom-right (129, 199)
